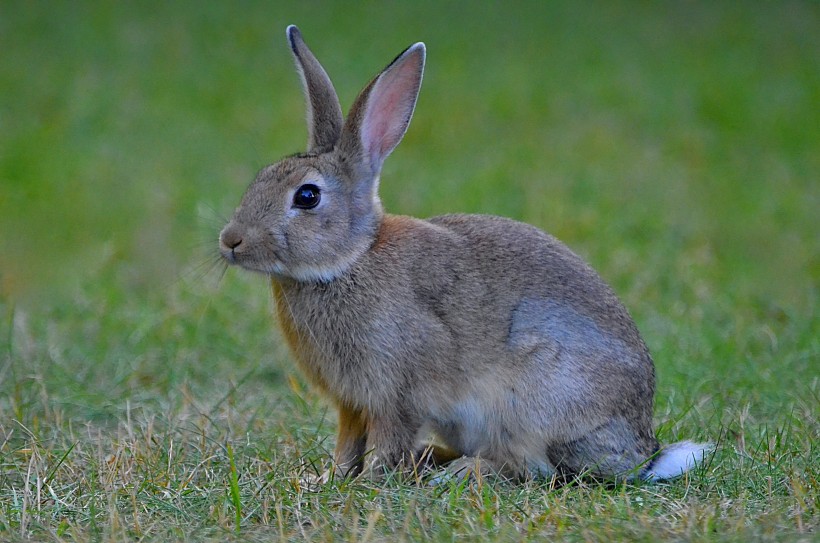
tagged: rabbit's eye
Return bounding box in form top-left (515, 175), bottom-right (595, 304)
top-left (293, 184), bottom-right (321, 209)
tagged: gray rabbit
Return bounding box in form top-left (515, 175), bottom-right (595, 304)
top-left (219, 26), bottom-right (710, 481)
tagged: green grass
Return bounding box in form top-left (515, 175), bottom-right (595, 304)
top-left (1, 1), bottom-right (818, 541)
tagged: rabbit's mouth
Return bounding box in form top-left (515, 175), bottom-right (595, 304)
top-left (218, 236), bottom-right (284, 277)
top-left (221, 247), bottom-right (287, 277)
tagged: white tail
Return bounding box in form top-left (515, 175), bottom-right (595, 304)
top-left (644, 441), bottom-right (713, 481)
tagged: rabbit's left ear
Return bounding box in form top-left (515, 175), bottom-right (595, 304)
top-left (287, 25), bottom-right (344, 152)
top-left (341, 42), bottom-right (426, 175)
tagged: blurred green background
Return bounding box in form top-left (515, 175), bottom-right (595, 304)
top-left (1, 1), bottom-right (817, 311)
top-left (1, 3), bottom-right (818, 538)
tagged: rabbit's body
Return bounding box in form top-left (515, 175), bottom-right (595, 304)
top-left (220, 26), bottom-right (710, 481)
top-left (273, 212), bottom-right (658, 478)
top-left (271, 212), bottom-right (657, 478)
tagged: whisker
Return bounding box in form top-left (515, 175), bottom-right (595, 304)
top-left (178, 252), bottom-right (231, 290)
top-left (188, 236), bottom-right (220, 252)
top-left (213, 259), bottom-right (230, 286)
top-left (196, 200), bottom-right (231, 227)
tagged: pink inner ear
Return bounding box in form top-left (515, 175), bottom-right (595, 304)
top-left (360, 60), bottom-right (420, 170)
top-left (368, 87), bottom-right (403, 155)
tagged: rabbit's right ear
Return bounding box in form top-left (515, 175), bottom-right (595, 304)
top-left (340, 42), bottom-right (426, 176)
top-left (287, 25), bottom-right (344, 152)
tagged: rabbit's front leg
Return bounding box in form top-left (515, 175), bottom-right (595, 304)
top-left (362, 411), bottom-right (421, 478)
top-left (333, 403), bottom-right (368, 478)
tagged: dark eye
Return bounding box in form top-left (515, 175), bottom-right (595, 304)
top-left (292, 184), bottom-right (321, 209)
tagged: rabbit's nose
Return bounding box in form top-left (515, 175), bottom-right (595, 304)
top-left (219, 227), bottom-right (244, 256)
top-left (222, 233), bottom-right (242, 249)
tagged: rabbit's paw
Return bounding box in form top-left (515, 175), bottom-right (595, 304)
top-left (427, 456), bottom-right (488, 486)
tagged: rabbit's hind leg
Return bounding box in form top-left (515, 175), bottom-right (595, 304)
top-left (546, 418), bottom-right (657, 481)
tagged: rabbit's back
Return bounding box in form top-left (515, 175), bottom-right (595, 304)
top-left (428, 213), bottom-right (647, 351)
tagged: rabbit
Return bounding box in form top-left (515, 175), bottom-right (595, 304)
top-left (218, 25), bottom-right (711, 482)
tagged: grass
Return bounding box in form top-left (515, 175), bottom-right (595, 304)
top-left (1, 1), bottom-right (818, 541)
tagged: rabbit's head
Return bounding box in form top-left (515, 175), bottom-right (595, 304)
top-left (219, 26), bottom-right (425, 282)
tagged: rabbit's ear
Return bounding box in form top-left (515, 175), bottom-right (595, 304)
top-left (340, 42), bottom-right (426, 175)
top-left (287, 25), bottom-right (344, 152)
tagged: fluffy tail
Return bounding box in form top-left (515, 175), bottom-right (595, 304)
top-left (644, 440), bottom-right (713, 481)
